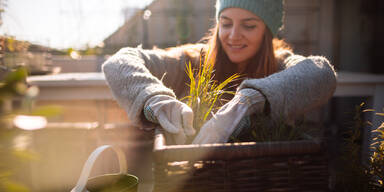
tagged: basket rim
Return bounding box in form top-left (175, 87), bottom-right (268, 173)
top-left (153, 129), bottom-right (324, 162)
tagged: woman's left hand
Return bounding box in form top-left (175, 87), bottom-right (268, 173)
top-left (192, 88), bottom-right (266, 144)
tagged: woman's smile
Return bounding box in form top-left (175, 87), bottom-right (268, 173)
top-left (227, 43), bottom-right (247, 51)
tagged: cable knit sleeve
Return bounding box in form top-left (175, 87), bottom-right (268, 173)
top-left (102, 47), bottom-right (189, 124)
top-left (238, 50), bottom-right (337, 122)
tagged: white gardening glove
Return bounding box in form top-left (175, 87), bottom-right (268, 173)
top-left (192, 88), bottom-right (265, 144)
top-left (143, 95), bottom-right (195, 144)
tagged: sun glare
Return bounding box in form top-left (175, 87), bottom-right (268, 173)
top-left (13, 115), bottom-right (47, 130)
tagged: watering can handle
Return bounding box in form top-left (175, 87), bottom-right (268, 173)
top-left (70, 145), bottom-right (127, 192)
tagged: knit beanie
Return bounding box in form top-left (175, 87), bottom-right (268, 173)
top-left (216, 0), bottom-right (284, 36)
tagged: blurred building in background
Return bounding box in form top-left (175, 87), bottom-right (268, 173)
top-left (103, 0), bottom-right (216, 54)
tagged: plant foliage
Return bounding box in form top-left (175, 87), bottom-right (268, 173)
top-left (0, 68), bottom-right (30, 192)
top-left (182, 49), bottom-right (240, 137)
top-left (336, 102), bottom-right (384, 191)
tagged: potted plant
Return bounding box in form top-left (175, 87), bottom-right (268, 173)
top-left (153, 50), bottom-right (329, 192)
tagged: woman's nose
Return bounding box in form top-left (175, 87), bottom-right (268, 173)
top-left (229, 26), bottom-right (241, 40)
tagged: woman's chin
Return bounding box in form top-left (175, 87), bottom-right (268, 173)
top-left (228, 57), bottom-right (248, 65)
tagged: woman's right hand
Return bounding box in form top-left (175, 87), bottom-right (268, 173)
top-left (144, 95), bottom-right (195, 144)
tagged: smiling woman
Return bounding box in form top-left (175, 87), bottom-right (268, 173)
top-left (102, 0), bottom-right (337, 145)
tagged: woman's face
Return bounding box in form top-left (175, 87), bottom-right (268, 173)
top-left (218, 8), bottom-right (266, 71)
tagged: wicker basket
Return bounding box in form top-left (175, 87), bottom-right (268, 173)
top-left (153, 129), bottom-right (330, 192)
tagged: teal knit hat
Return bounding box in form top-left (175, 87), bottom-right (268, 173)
top-left (216, 0), bottom-right (284, 36)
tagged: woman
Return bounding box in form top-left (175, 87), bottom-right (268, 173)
top-left (102, 0), bottom-right (337, 145)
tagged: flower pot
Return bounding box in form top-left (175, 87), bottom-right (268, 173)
top-left (153, 129), bottom-right (329, 192)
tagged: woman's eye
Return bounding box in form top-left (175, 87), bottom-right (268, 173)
top-left (243, 25), bottom-right (256, 30)
top-left (221, 23), bottom-right (232, 28)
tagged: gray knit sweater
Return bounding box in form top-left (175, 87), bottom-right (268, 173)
top-left (102, 45), bottom-right (337, 126)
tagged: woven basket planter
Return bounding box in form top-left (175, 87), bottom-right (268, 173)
top-left (153, 129), bottom-right (330, 192)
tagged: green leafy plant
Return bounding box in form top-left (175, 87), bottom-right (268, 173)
top-left (335, 103), bottom-right (371, 191)
top-left (229, 113), bottom-right (316, 143)
top-left (0, 67), bottom-right (61, 192)
top-left (367, 113), bottom-right (384, 190)
top-left (251, 115), bottom-right (313, 142)
top-left (182, 49), bottom-right (240, 137)
top-left (0, 67), bottom-right (31, 192)
top-left (336, 102), bottom-right (384, 191)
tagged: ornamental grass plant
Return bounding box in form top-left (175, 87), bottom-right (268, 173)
top-left (181, 49), bottom-right (240, 137)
